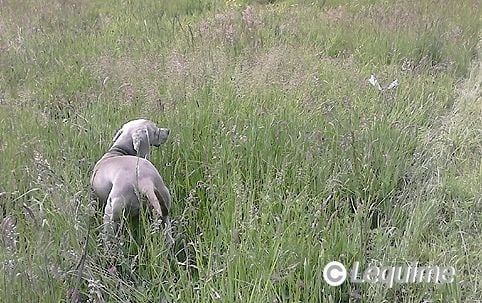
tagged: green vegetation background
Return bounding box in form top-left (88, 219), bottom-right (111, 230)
top-left (0, 0), bottom-right (480, 302)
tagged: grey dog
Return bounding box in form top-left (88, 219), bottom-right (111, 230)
top-left (90, 119), bottom-right (173, 246)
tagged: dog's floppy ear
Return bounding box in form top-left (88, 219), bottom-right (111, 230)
top-left (112, 128), bottom-right (123, 143)
top-left (132, 127), bottom-right (150, 159)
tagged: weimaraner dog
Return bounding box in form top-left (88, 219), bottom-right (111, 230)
top-left (90, 119), bottom-right (173, 246)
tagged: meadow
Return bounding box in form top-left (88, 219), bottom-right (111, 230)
top-left (0, 0), bottom-right (481, 302)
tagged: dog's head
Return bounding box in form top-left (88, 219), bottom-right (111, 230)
top-left (112, 119), bottom-right (170, 158)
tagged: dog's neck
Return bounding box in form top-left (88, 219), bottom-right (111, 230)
top-left (103, 145), bottom-right (131, 158)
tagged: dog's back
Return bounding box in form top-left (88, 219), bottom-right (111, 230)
top-left (91, 156), bottom-right (166, 213)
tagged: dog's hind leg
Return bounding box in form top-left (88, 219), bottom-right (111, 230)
top-left (146, 187), bottom-right (173, 246)
top-left (102, 196), bottom-right (122, 258)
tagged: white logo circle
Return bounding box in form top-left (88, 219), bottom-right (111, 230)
top-left (323, 261), bottom-right (347, 286)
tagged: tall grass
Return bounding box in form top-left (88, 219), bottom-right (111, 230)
top-left (1, 0), bottom-right (480, 302)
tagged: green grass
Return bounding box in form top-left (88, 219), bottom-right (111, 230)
top-left (0, 0), bottom-right (480, 302)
